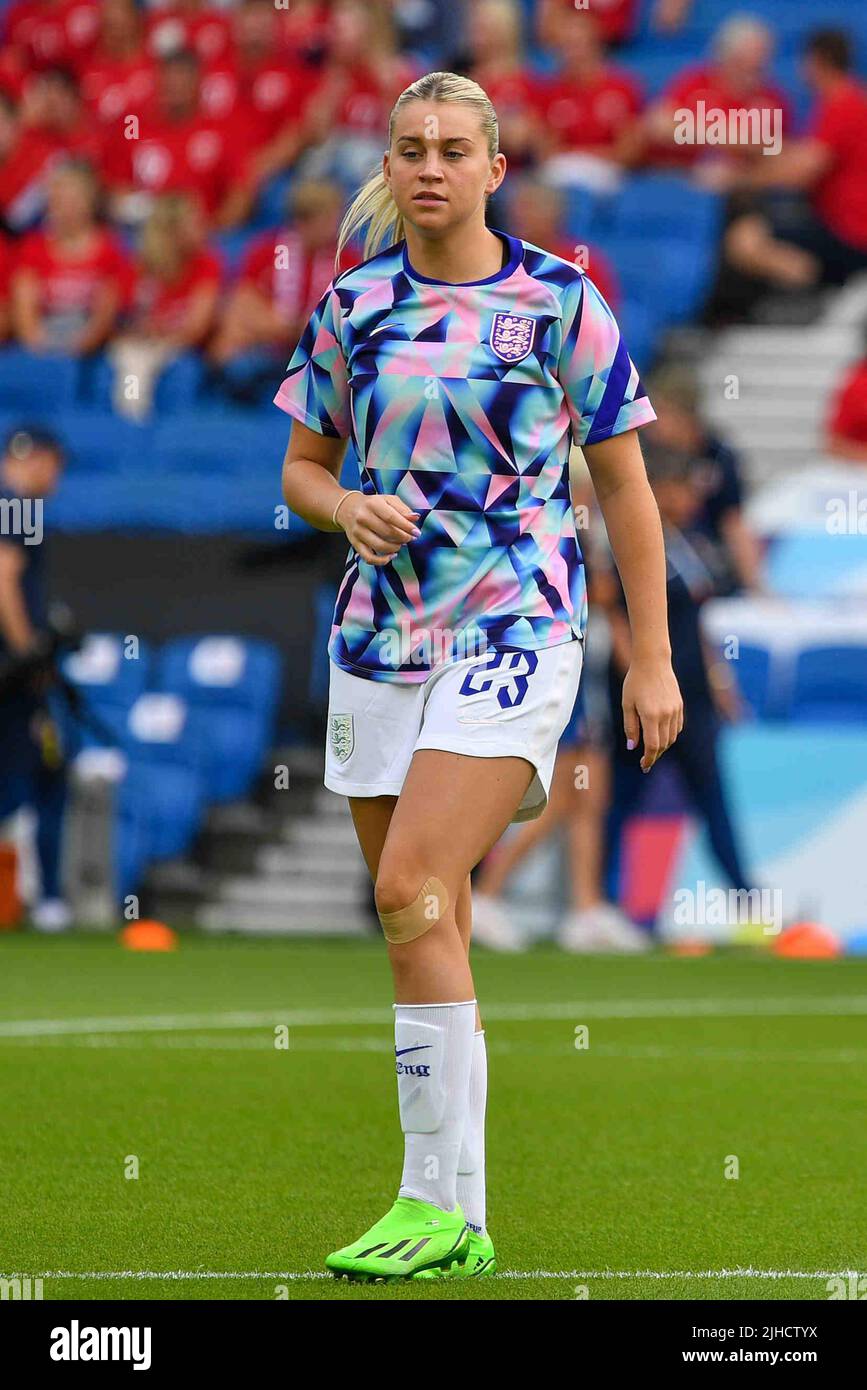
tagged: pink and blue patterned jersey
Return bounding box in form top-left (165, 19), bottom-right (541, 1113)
top-left (274, 230), bottom-right (656, 683)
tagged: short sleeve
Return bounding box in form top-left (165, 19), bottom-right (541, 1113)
top-left (273, 282), bottom-right (351, 438)
top-left (556, 271), bottom-right (656, 446)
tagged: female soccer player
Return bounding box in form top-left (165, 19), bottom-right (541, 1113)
top-left (275, 71), bottom-right (683, 1282)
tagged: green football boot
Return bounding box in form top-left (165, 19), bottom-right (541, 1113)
top-left (325, 1196), bottom-right (470, 1282)
top-left (413, 1229), bottom-right (497, 1279)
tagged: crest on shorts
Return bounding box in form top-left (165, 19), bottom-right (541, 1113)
top-left (490, 312), bottom-right (537, 363)
top-left (330, 713), bottom-right (354, 763)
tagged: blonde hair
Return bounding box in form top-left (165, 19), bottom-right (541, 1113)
top-left (336, 71), bottom-right (499, 267)
top-left (139, 193), bottom-right (197, 279)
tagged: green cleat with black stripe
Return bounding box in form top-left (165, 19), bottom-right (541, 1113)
top-left (325, 1196), bottom-right (470, 1282)
top-left (412, 1229), bottom-right (497, 1279)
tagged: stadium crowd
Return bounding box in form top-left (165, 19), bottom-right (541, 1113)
top-left (1, 0), bottom-right (866, 415)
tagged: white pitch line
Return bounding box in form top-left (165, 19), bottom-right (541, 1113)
top-left (14, 1269), bottom-right (865, 1282)
top-left (2, 1033), bottom-right (865, 1065)
top-left (2, 995), bottom-right (867, 1039)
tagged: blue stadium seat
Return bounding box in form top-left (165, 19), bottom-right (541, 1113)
top-left (50, 409), bottom-right (150, 472)
top-left (0, 347), bottom-right (79, 412)
top-left (731, 643), bottom-right (774, 719)
top-left (610, 174), bottom-right (722, 242)
top-left (56, 633), bottom-right (153, 754)
top-left (154, 636), bottom-right (283, 801)
top-left (119, 693), bottom-right (207, 860)
top-left (790, 647), bottom-right (867, 724)
top-left (152, 411), bottom-right (291, 474)
top-left (604, 234), bottom-right (714, 323)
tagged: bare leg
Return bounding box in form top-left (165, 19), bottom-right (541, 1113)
top-left (349, 793), bottom-right (479, 1027)
top-left (374, 750), bottom-right (535, 1006)
top-left (475, 746), bottom-right (575, 896)
top-left (564, 743), bottom-right (610, 912)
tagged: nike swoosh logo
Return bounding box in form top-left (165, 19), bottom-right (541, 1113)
top-left (394, 1044), bottom-right (433, 1057)
top-left (371, 323), bottom-right (402, 335)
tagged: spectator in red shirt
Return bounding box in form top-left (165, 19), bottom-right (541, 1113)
top-left (144, 0), bottom-right (234, 68)
top-left (0, 89), bottom-right (68, 233)
top-left (2, 0), bottom-right (101, 74)
top-left (108, 190), bottom-right (222, 420)
top-left (101, 46), bottom-right (256, 231)
top-left (534, 10), bottom-right (643, 193)
top-left (508, 175), bottom-right (620, 310)
top-left (198, 0), bottom-right (318, 185)
top-left (632, 15), bottom-right (789, 178)
top-left (297, 0), bottom-right (418, 193)
top-left (465, 0), bottom-right (542, 171)
top-left (78, 0), bottom-right (157, 127)
top-left (537, 0), bottom-right (639, 51)
top-left (207, 179), bottom-right (357, 405)
top-left (726, 29), bottom-right (867, 290)
top-left (10, 159), bottom-right (132, 355)
top-left (20, 66), bottom-right (108, 169)
top-left (826, 334), bottom-right (867, 463)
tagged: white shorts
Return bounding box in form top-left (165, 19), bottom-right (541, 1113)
top-left (324, 638), bottom-right (584, 824)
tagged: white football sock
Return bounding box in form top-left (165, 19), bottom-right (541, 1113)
top-left (394, 1000), bottom-right (476, 1214)
top-left (457, 1029), bottom-right (487, 1236)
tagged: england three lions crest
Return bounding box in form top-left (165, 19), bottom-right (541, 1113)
top-left (329, 713), bottom-right (354, 763)
top-left (490, 312), bottom-right (537, 363)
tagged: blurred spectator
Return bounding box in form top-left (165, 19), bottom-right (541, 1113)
top-left (296, 0), bottom-right (418, 194)
top-left (207, 178), bottom-right (357, 405)
top-left (508, 175), bottom-right (620, 309)
top-left (20, 65), bottom-right (108, 168)
top-left (1, 0), bottom-right (101, 75)
top-left (0, 88), bottom-right (67, 233)
top-left (10, 160), bottom-right (132, 355)
top-left (826, 328), bottom-right (867, 464)
top-left (600, 441), bottom-right (754, 904)
top-left (144, 0), bottom-right (234, 67)
top-left (0, 424), bottom-right (70, 932)
top-left (533, 11), bottom-right (643, 193)
top-left (632, 15), bottom-right (790, 177)
top-left (537, 0), bottom-right (640, 50)
top-left (100, 46), bottom-right (256, 230)
top-left (197, 0), bottom-right (319, 185)
top-left (273, 0), bottom-right (333, 67)
top-left (78, 0), bottom-right (158, 127)
top-left (108, 191), bottom-right (221, 421)
top-left (462, 0), bottom-right (541, 171)
top-left (737, 29), bottom-right (867, 288)
top-left (652, 0), bottom-right (694, 33)
top-left (643, 362), bottom-right (764, 594)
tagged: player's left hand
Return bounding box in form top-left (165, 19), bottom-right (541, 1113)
top-left (622, 657), bottom-right (684, 773)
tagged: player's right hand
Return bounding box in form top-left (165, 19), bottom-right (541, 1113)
top-left (337, 493), bottom-right (421, 567)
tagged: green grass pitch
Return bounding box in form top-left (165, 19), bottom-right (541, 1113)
top-left (1, 933), bottom-right (865, 1301)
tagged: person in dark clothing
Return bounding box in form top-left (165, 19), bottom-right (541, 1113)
top-left (0, 424), bottom-right (69, 930)
top-left (600, 439), bottom-right (753, 904)
top-left (643, 362), bottom-right (764, 596)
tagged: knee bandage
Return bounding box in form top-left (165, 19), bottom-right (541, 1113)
top-left (378, 876), bottom-right (449, 944)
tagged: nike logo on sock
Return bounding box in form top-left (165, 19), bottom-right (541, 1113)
top-left (394, 1044), bottom-right (434, 1057)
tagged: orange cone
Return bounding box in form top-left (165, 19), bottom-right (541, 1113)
top-left (119, 919), bottom-right (178, 951)
top-left (772, 922), bottom-right (841, 959)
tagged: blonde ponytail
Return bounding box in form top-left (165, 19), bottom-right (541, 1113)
top-left (336, 71), bottom-right (499, 269)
